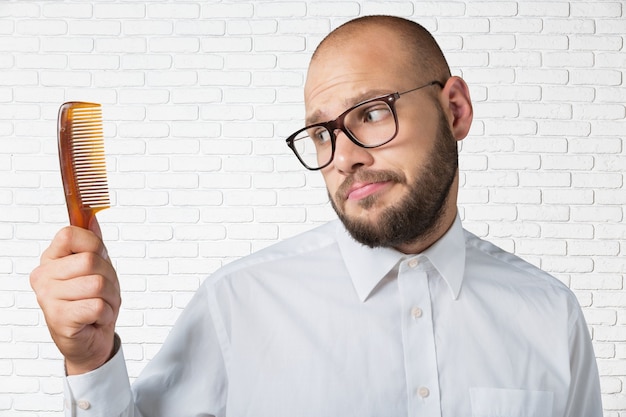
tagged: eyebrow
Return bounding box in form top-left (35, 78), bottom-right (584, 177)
top-left (305, 88), bottom-right (395, 126)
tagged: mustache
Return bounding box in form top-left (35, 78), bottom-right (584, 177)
top-left (335, 169), bottom-right (406, 200)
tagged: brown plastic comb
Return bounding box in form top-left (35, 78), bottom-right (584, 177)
top-left (57, 102), bottom-right (110, 229)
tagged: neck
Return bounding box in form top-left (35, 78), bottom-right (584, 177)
top-left (393, 204), bottom-right (457, 254)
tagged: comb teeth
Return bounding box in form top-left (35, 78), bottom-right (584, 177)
top-left (69, 106), bottom-right (110, 209)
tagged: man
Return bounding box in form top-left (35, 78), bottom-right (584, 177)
top-left (31, 15), bottom-right (602, 417)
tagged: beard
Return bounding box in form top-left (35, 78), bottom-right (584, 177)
top-left (330, 109), bottom-right (459, 249)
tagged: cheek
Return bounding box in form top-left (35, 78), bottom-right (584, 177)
top-left (320, 170), bottom-right (340, 197)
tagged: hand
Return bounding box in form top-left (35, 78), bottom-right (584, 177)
top-left (30, 218), bottom-right (121, 375)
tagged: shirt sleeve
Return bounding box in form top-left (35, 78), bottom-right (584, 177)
top-left (130, 281), bottom-right (228, 416)
top-left (63, 334), bottom-right (135, 417)
top-left (562, 299), bottom-right (603, 417)
top-left (63, 280), bottom-right (228, 417)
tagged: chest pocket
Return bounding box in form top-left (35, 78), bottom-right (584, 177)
top-left (470, 388), bottom-right (554, 417)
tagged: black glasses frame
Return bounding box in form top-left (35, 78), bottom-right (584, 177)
top-left (286, 80), bottom-right (444, 170)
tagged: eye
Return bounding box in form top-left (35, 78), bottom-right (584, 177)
top-left (309, 127), bottom-right (331, 145)
top-left (361, 103), bottom-right (392, 123)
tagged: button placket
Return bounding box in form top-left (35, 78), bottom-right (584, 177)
top-left (397, 257), bottom-right (442, 417)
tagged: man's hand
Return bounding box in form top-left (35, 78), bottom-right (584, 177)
top-left (30, 219), bottom-right (121, 375)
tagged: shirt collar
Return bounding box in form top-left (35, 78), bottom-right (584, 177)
top-left (336, 214), bottom-right (466, 302)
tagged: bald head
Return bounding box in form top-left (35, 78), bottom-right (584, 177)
top-left (311, 15), bottom-right (451, 86)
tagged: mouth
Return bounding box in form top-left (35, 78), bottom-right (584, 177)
top-left (346, 181), bottom-right (393, 201)
top-left (337, 169), bottom-right (405, 205)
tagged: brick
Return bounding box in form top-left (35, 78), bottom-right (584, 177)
top-left (543, 189), bottom-right (594, 205)
top-left (43, 3), bottom-right (92, 18)
top-left (94, 71), bottom-right (144, 88)
top-left (541, 223), bottom-right (595, 239)
top-left (16, 19), bottom-right (67, 35)
top-left (222, 122), bottom-right (274, 138)
top-left (541, 256), bottom-right (594, 274)
top-left (491, 188), bottom-right (541, 204)
top-left (256, 2), bottom-right (306, 17)
top-left (572, 173), bottom-right (623, 189)
top-left (149, 37), bottom-right (200, 53)
top-left (70, 19), bottom-right (121, 35)
top-left (571, 35), bottom-right (623, 52)
top-left (518, 239), bottom-right (566, 256)
top-left (69, 55), bottom-right (120, 70)
top-left (223, 156), bottom-right (273, 173)
top-left (516, 35), bottom-right (569, 50)
top-left (202, 37), bottom-right (252, 52)
top-left (41, 37), bottom-right (93, 53)
top-left (147, 105), bottom-right (198, 121)
top-left (544, 52), bottom-right (595, 68)
top-left (519, 2), bottom-right (569, 17)
top-left (228, 223), bottom-right (278, 240)
top-left (97, 37), bottom-right (146, 53)
top-left (147, 70), bottom-right (197, 86)
top-left (439, 18), bottom-right (490, 33)
top-left (170, 190), bottom-right (222, 206)
top-left (225, 88), bottom-right (275, 104)
top-left (171, 122), bottom-right (221, 139)
top-left (255, 35), bottom-right (305, 52)
top-left (467, 1), bottom-right (517, 16)
top-left (519, 103), bottom-right (571, 120)
top-left (489, 51), bottom-right (541, 67)
top-left (542, 155), bottom-right (594, 171)
top-left (538, 121), bottom-right (591, 137)
top-left (200, 240), bottom-right (251, 258)
top-left (0, 2), bottom-right (39, 18)
top-left (94, 3), bottom-right (145, 18)
top-left (571, 69), bottom-right (622, 86)
top-left (227, 53), bottom-right (278, 69)
top-left (148, 3), bottom-right (200, 19)
top-left (199, 71), bottom-right (251, 86)
top-left (571, 2), bottom-right (623, 18)
top-left (201, 3), bottom-right (254, 18)
top-left (0, 71), bottom-right (37, 86)
top-left (122, 54), bottom-right (172, 70)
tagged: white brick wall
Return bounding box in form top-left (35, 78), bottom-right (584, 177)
top-left (0, 0), bottom-right (624, 415)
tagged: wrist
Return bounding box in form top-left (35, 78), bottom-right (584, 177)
top-left (64, 334), bottom-right (120, 376)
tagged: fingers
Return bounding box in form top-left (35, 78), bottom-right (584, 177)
top-left (46, 297), bottom-right (117, 334)
top-left (41, 226), bottom-right (108, 265)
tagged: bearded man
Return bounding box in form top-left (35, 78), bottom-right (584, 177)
top-left (31, 15), bottom-right (602, 417)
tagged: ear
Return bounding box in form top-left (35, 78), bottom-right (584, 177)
top-left (441, 76), bottom-right (473, 141)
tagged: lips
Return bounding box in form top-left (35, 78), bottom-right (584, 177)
top-left (347, 181), bottom-right (391, 201)
top-left (337, 169), bottom-right (405, 202)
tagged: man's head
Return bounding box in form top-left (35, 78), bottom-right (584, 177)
top-left (300, 15), bottom-right (473, 253)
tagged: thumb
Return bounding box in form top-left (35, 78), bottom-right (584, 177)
top-left (88, 216), bottom-right (103, 239)
top-left (88, 216), bottom-right (110, 262)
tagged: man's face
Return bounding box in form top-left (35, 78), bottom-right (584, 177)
top-left (304, 32), bottom-right (460, 250)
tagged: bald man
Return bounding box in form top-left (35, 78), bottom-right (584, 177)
top-left (31, 15), bottom-right (602, 417)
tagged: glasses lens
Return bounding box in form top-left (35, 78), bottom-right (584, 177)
top-left (345, 99), bottom-right (397, 147)
top-left (291, 126), bottom-right (333, 169)
top-left (289, 97), bottom-right (398, 170)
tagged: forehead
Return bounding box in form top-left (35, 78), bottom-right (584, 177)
top-left (304, 33), bottom-right (413, 124)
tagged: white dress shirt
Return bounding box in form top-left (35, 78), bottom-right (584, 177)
top-left (63, 215), bottom-right (602, 417)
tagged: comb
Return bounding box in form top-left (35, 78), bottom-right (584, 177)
top-left (57, 102), bottom-right (110, 229)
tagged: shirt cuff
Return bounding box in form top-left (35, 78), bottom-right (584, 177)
top-left (63, 335), bottom-right (132, 417)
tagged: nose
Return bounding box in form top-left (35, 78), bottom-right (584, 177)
top-left (330, 129), bottom-right (375, 174)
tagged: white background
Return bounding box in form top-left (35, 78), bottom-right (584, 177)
top-left (0, 0), bottom-right (624, 415)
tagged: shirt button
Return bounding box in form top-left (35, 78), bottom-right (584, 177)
top-left (408, 258), bottom-right (419, 268)
top-left (411, 307), bottom-right (423, 319)
top-left (418, 387), bottom-right (430, 398)
top-left (77, 400), bottom-right (91, 410)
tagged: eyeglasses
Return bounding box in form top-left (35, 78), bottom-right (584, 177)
top-left (286, 80), bottom-right (443, 170)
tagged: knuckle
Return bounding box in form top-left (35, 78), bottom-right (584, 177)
top-left (87, 274), bottom-right (106, 296)
top-left (77, 251), bottom-right (99, 271)
top-left (89, 298), bottom-right (108, 318)
top-left (54, 226), bottom-right (74, 247)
